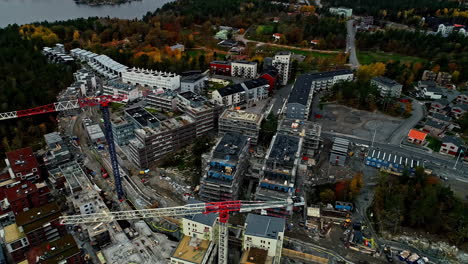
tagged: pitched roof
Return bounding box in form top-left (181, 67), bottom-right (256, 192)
top-left (288, 74), bottom-right (314, 106)
top-left (424, 119), bottom-right (445, 130)
top-left (244, 214), bottom-right (285, 239)
top-left (217, 83), bottom-right (246, 97)
top-left (442, 136), bottom-right (463, 146)
top-left (372, 76), bottom-right (401, 87)
top-left (430, 113), bottom-right (451, 122)
top-left (432, 98), bottom-right (450, 106)
top-left (408, 129), bottom-right (427, 141)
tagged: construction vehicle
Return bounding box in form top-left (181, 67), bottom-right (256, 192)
top-left (60, 199), bottom-right (302, 264)
top-left (0, 94), bottom-right (127, 201)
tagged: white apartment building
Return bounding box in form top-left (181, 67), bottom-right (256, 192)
top-left (329, 7), bottom-right (353, 17)
top-left (272, 51), bottom-right (292, 85)
top-left (103, 80), bottom-right (142, 101)
top-left (242, 214), bottom-right (286, 264)
top-left (122, 67), bottom-right (180, 90)
top-left (211, 78), bottom-right (269, 107)
top-left (231, 61), bottom-right (258, 79)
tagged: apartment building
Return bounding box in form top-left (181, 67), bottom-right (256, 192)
top-left (277, 119), bottom-right (322, 157)
top-left (146, 89), bottom-right (178, 112)
top-left (171, 200), bottom-right (217, 264)
top-left (43, 132), bottom-right (72, 169)
top-left (129, 115), bottom-right (197, 168)
top-left (122, 67), bottom-right (180, 90)
top-left (209, 61), bottom-right (232, 75)
top-left (371, 76), bottom-right (402, 98)
top-left (181, 73), bottom-right (208, 93)
top-left (242, 214), bottom-right (286, 264)
top-left (329, 7), bottom-right (353, 17)
top-left (103, 80), bottom-right (142, 101)
top-left (29, 234), bottom-right (84, 264)
top-left (111, 117), bottom-right (135, 146)
top-left (286, 74), bottom-right (315, 120)
top-left (231, 61), bottom-right (258, 79)
top-left (218, 109), bottom-right (263, 145)
top-left (177, 92), bottom-right (221, 137)
top-left (15, 203), bottom-right (66, 247)
top-left (199, 133), bottom-right (250, 202)
top-left (125, 107), bottom-right (160, 129)
top-left (5, 147), bottom-right (41, 182)
top-left (73, 68), bottom-right (98, 96)
top-left (90, 54), bottom-right (128, 79)
top-left (70, 48), bottom-right (98, 63)
top-left (212, 78), bottom-right (269, 107)
top-left (1, 181), bottom-right (50, 215)
top-left (2, 223), bottom-right (29, 263)
top-left (256, 134), bottom-right (303, 217)
top-left (272, 51), bottom-right (292, 85)
top-left (308, 70), bottom-right (354, 91)
top-left (42, 45), bottom-right (74, 64)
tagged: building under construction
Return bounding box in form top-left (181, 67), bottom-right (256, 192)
top-left (218, 109), bottom-right (263, 145)
top-left (277, 119), bottom-right (322, 157)
top-left (199, 132), bottom-right (250, 202)
top-left (255, 134), bottom-right (304, 217)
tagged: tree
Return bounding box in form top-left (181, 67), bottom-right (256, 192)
top-left (73, 30), bottom-right (80, 41)
top-left (198, 54), bottom-right (206, 70)
top-left (357, 62), bottom-right (386, 81)
top-left (319, 189), bottom-right (335, 204)
top-left (259, 113), bottom-right (278, 146)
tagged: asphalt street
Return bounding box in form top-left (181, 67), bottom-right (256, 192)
top-left (346, 20), bottom-right (360, 69)
top-left (271, 83), bottom-right (293, 115)
top-left (388, 100), bottom-right (425, 145)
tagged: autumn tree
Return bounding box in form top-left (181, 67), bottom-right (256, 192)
top-left (357, 62), bottom-right (386, 81)
top-left (319, 189), bottom-right (335, 204)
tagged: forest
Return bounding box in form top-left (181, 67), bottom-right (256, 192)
top-left (371, 169), bottom-right (468, 246)
top-left (0, 25), bottom-right (75, 158)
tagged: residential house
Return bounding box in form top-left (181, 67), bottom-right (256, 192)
top-left (272, 33), bottom-right (282, 41)
top-left (422, 119), bottom-right (446, 137)
top-left (242, 214), bottom-right (285, 264)
top-left (407, 129), bottom-right (427, 145)
top-left (212, 78), bottom-right (269, 107)
top-left (231, 61), bottom-right (258, 79)
top-left (456, 91), bottom-right (468, 104)
top-left (440, 136), bottom-right (464, 156)
top-left (181, 74), bottom-right (208, 94)
top-left (170, 44), bottom-right (185, 52)
top-left (371, 76), bottom-right (403, 97)
top-left (122, 67), bottom-right (180, 90)
top-left (418, 81), bottom-right (443, 99)
top-left (451, 103), bottom-right (468, 119)
top-left (436, 72), bottom-right (452, 85)
top-left (429, 112), bottom-right (452, 125)
top-left (421, 70), bottom-right (437, 81)
top-left (430, 98), bottom-right (450, 114)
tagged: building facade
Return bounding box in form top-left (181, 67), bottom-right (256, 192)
top-left (181, 74), bottom-right (208, 93)
top-left (371, 76), bottom-right (402, 98)
top-left (212, 78), bottom-right (269, 107)
top-left (210, 61), bottom-right (232, 75)
top-left (146, 89), bottom-right (178, 112)
top-left (218, 109), bottom-right (263, 145)
top-left (122, 67), bottom-right (180, 90)
top-left (199, 133), bottom-right (250, 202)
top-left (286, 74), bottom-right (315, 120)
top-left (231, 61), bottom-right (258, 79)
top-left (308, 70), bottom-right (354, 91)
top-left (102, 80), bottom-right (142, 101)
top-left (272, 52), bottom-right (292, 85)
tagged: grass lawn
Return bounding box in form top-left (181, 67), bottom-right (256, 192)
top-left (257, 45), bottom-right (337, 58)
top-left (358, 51), bottom-right (426, 64)
top-left (426, 136), bottom-right (442, 152)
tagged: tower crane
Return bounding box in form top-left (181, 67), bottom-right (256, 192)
top-left (60, 199), bottom-right (301, 264)
top-left (0, 94), bottom-right (128, 201)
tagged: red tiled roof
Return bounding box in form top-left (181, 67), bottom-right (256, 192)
top-left (408, 129), bottom-right (427, 141)
top-left (6, 147), bottom-right (38, 173)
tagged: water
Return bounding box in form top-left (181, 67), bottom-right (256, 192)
top-left (0, 0), bottom-right (173, 28)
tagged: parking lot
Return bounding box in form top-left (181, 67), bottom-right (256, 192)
top-left (319, 104), bottom-right (404, 143)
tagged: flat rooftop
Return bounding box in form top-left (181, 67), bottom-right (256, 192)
top-left (220, 109), bottom-right (262, 124)
top-left (36, 234), bottom-right (80, 264)
top-left (212, 132), bottom-right (248, 162)
top-left (15, 203), bottom-right (62, 233)
top-left (181, 74), bottom-right (206, 83)
top-left (240, 248), bottom-right (272, 264)
top-left (6, 147), bottom-right (38, 173)
top-left (244, 213), bottom-right (285, 239)
top-left (125, 107), bottom-right (159, 127)
top-left (267, 134), bottom-right (300, 166)
top-left (171, 235), bottom-right (210, 264)
top-left (178, 91), bottom-right (207, 103)
top-left (105, 80), bottom-right (136, 91)
top-left (4, 223), bottom-right (25, 243)
top-left (44, 132), bottom-right (63, 147)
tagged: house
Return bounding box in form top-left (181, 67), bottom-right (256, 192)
top-left (436, 72), bottom-right (452, 85)
top-left (215, 29), bottom-right (229, 40)
top-left (422, 119), bottom-right (446, 137)
top-left (272, 33), bottom-right (282, 41)
top-left (451, 103), bottom-right (468, 119)
top-left (371, 76), bottom-right (402, 98)
top-left (170, 43), bottom-right (185, 52)
top-left (407, 129), bottom-right (427, 145)
top-left (440, 136), bottom-right (464, 156)
top-left (456, 91), bottom-right (468, 104)
top-left (310, 39), bottom-right (319, 46)
top-left (218, 39), bottom-right (239, 48)
top-left (329, 7), bottom-right (353, 17)
top-left (429, 112), bottom-right (452, 125)
top-left (5, 148), bottom-right (41, 182)
top-left (418, 81), bottom-right (443, 99)
top-left (242, 214), bottom-right (285, 264)
top-left (430, 98), bottom-right (450, 114)
top-left (421, 70), bottom-right (437, 81)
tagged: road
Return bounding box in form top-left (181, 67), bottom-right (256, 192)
top-left (346, 20), bottom-right (359, 69)
top-left (271, 83), bottom-right (293, 115)
top-left (388, 99), bottom-right (425, 145)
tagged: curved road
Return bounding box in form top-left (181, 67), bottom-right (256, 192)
top-left (388, 99), bottom-right (425, 145)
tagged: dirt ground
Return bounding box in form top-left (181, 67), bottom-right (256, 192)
top-left (319, 104), bottom-right (403, 142)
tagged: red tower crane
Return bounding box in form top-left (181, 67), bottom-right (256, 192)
top-left (0, 94), bottom-right (128, 201)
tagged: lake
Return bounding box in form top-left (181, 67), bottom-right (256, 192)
top-left (0, 0), bottom-right (173, 28)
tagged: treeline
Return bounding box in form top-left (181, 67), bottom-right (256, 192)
top-left (0, 26), bottom-right (75, 157)
top-left (357, 29), bottom-right (468, 82)
top-left (371, 169), bottom-right (468, 246)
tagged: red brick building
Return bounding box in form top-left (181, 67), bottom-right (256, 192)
top-left (210, 61), bottom-right (232, 75)
top-left (5, 147), bottom-right (41, 182)
top-left (15, 203), bottom-right (66, 247)
top-left (259, 68), bottom-right (279, 93)
top-left (3, 181), bottom-right (50, 215)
